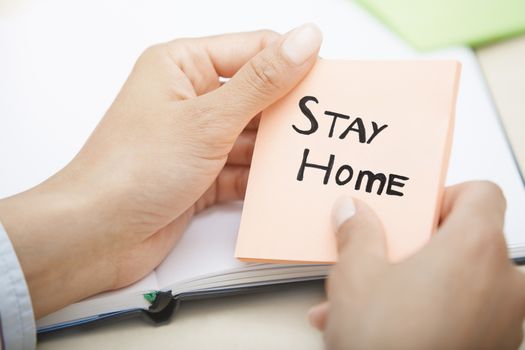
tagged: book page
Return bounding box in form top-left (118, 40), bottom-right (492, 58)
top-left (432, 48), bottom-right (525, 253)
top-left (155, 202), bottom-right (246, 289)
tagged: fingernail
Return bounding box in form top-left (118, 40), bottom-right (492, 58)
top-left (281, 23), bottom-right (322, 65)
top-left (332, 196), bottom-right (356, 230)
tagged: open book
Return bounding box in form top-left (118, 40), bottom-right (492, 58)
top-left (37, 49), bottom-right (525, 333)
top-left (37, 202), bottom-right (329, 332)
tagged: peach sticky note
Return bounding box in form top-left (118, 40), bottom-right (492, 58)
top-left (235, 60), bottom-right (461, 263)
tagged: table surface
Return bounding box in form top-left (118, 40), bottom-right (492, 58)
top-left (0, 0), bottom-right (523, 348)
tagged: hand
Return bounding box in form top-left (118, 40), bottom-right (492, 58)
top-left (309, 181), bottom-right (525, 349)
top-left (0, 24), bottom-right (322, 318)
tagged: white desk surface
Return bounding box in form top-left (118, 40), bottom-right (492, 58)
top-left (0, 0), bottom-right (524, 348)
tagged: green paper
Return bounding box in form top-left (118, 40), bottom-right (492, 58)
top-left (143, 291), bottom-right (158, 304)
top-left (355, 0), bottom-right (525, 50)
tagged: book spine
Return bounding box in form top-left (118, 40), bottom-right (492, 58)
top-left (142, 290), bottom-right (179, 325)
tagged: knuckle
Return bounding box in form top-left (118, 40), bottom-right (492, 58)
top-left (168, 38), bottom-right (189, 50)
top-left (255, 29), bottom-right (280, 45)
top-left (140, 43), bottom-right (167, 60)
top-left (165, 38), bottom-right (193, 62)
top-left (246, 55), bottom-right (282, 93)
top-left (178, 98), bottom-right (234, 147)
top-left (470, 180), bottom-right (506, 204)
top-left (256, 29), bottom-right (279, 37)
top-left (136, 43), bottom-right (169, 67)
top-left (180, 98), bottom-right (216, 127)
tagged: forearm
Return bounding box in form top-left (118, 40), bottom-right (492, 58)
top-left (0, 179), bottom-right (114, 319)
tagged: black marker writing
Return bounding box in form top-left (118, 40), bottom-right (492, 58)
top-left (296, 148), bottom-right (409, 196)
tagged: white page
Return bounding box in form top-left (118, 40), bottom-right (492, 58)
top-left (155, 202), bottom-right (246, 288)
top-left (1, 0), bottom-right (524, 321)
top-left (435, 49), bottom-right (525, 249)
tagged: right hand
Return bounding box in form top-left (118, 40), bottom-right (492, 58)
top-left (310, 181), bottom-right (525, 349)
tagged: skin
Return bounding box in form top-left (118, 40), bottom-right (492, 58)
top-left (309, 181), bottom-right (525, 349)
top-left (0, 26), bottom-right (322, 318)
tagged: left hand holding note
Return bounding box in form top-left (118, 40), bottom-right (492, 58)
top-left (0, 24), bottom-right (322, 318)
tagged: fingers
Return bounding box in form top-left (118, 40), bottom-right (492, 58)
top-left (193, 166), bottom-right (249, 213)
top-left (308, 301), bottom-right (329, 330)
top-left (332, 197), bottom-right (388, 268)
top-left (166, 30), bottom-right (281, 95)
top-left (227, 130), bottom-right (256, 166)
top-left (437, 181), bottom-right (507, 249)
top-left (439, 181), bottom-right (506, 228)
top-left (430, 181), bottom-right (513, 285)
top-left (215, 166), bottom-right (249, 202)
top-left (169, 30), bottom-right (281, 77)
top-left (226, 115), bottom-right (260, 166)
top-left (195, 23), bottom-right (322, 137)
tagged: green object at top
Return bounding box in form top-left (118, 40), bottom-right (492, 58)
top-left (355, 0), bottom-right (525, 50)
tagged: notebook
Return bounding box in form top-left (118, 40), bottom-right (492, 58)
top-left (236, 60), bottom-right (461, 263)
top-left (39, 59), bottom-right (463, 332)
top-left (37, 47), bottom-right (525, 332)
top-left (36, 202), bottom-right (330, 332)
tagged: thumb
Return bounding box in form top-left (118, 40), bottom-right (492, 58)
top-left (204, 23), bottom-right (322, 134)
top-left (332, 196), bottom-right (388, 268)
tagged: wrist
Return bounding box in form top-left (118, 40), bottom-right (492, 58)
top-left (0, 176), bottom-right (116, 318)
